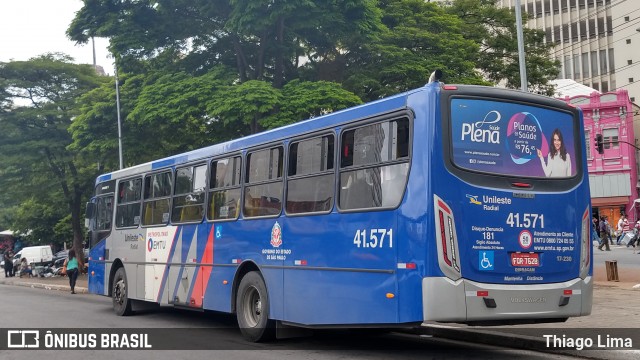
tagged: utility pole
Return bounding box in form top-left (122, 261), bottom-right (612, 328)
top-left (115, 62), bottom-right (123, 170)
top-left (515, 0), bottom-right (528, 92)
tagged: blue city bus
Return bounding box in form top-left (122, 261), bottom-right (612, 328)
top-left (85, 80), bottom-right (592, 342)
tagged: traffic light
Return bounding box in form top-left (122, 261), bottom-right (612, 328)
top-left (595, 134), bottom-right (604, 154)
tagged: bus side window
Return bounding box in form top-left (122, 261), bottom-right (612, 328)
top-left (143, 171), bottom-right (172, 226)
top-left (115, 178), bottom-right (142, 228)
top-left (207, 156), bottom-right (242, 221)
top-left (172, 164), bottom-right (206, 223)
top-left (286, 135), bottom-right (335, 215)
top-left (339, 118), bottom-right (410, 210)
top-left (244, 147), bottom-right (283, 218)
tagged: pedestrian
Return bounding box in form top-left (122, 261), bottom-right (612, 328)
top-left (3, 250), bottom-right (14, 277)
top-left (628, 220), bottom-right (640, 248)
top-left (598, 216), bottom-right (611, 251)
top-left (616, 215), bottom-right (630, 245)
top-left (64, 249), bottom-right (79, 294)
top-left (19, 258), bottom-right (32, 278)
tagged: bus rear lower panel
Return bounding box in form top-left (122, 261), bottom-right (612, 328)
top-left (422, 276), bottom-right (593, 324)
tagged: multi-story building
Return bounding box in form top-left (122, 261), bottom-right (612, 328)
top-left (558, 88), bottom-right (640, 224)
top-left (497, 0), bottom-right (640, 104)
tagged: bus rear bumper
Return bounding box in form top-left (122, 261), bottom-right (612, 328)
top-left (422, 276), bottom-right (593, 323)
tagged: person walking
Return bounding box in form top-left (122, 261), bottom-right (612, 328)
top-left (3, 250), bottom-right (14, 277)
top-left (598, 216), bottom-right (611, 251)
top-left (616, 215), bottom-right (629, 245)
top-left (64, 249), bottom-right (79, 294)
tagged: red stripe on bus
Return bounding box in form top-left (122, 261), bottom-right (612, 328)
top-left (191, 227), bottom-right (215, 307)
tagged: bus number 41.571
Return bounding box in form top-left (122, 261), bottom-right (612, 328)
top-left (353, 229), bottom-right (393, 248)
top-left (506, 213), bottom-right (545, 229)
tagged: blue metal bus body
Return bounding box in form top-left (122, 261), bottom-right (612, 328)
top-left (87, 82), bottom-right (592, 331)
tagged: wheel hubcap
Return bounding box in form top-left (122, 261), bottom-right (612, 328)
top-left (243, 286), bottom-right (262, 327)
top-left (114, 279), bottom-right (125, 305)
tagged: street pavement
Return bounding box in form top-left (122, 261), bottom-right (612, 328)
top-left (1, 245), bottom-right (639, 358)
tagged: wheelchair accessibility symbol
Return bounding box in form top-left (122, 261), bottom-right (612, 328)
top-left (479, 251), bottom-right (494, 271)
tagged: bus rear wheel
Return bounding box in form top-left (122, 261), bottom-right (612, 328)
top-left (236, 271), bottom-right (274, 342)
top-left (113, 267), bottom-right (133, 316)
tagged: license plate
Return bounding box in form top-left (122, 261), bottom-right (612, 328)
top-left (511, 253), bottom-right (539, 267)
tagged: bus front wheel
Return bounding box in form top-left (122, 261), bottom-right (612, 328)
top-left (112, 267), bottom-right (133, 316)
top-left (236, 271), bottom-right (274, 342)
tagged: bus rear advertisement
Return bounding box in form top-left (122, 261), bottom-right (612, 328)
top-left (85, 80), bottom-right (592, 342)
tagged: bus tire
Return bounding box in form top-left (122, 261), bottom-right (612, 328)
top-left (112, 267), bottom-right (133, 316)
top-left (236, 271), bottom-right (274, 342)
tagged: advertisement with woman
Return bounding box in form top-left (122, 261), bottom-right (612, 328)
top-left (450, 98), bottom-right (577, 178)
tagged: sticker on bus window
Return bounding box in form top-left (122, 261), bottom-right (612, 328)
top-left (451, 99), bottom-right (577, 178)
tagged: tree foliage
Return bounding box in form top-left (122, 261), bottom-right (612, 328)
top-left (0, 54), bottom-right (106, 257)
top-left (446, 0), bottom-right (560, 95)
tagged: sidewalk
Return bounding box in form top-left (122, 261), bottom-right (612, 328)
top-left (0, 272), bottom-right (89, 293)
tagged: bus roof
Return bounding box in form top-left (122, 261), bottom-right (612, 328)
top-left (96, 85), bottom-right (430, 184)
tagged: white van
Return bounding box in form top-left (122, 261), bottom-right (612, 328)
top-left (14, 246), bottom-right (53, 267)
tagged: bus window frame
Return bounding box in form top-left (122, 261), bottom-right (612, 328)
top-left (115, 176), bottom-right (143, 230)
top-left (141, 170), bottom-right (174, 227)
top-left (284, 131), bottom-right (337, 217)
top-left (337, 112), bottom-right (413, 213)
top-left (171, 162), bottom-right (209, 225)
top-left (243, 143), bottom-right (285, 219)
top-left (440, 89), bottom-right (584, 191)
top-left (207, 153), bottom-right (243, 223)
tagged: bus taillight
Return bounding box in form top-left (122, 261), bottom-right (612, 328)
top-left (434, 195), bottom-right (461, 280)
top-left (580, 208), bottom-right (590, 279)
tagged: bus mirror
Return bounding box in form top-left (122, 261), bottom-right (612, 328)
top-left (85, 202), bottom-right (96, 220)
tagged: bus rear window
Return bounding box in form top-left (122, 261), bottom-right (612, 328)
top-left (450, 98), bottom-right (577, 178)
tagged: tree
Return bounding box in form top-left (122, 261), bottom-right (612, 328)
top-left (0, 54), bottom-right (106, 261)
top-left (67, 0), bottom-right (382, 86)
top-left (304, 0), bottom-right (488, 102)
top-left (446, 0), bottom-right (560, 95)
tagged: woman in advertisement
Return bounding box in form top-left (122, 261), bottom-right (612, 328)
top-left (537, 128), bottom-right (571, 177)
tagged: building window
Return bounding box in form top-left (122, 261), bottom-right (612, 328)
top-left (631, 97), bottom-right (636, 102)
top-left (625, 16), bottom-right (629, 21)
top-left (602, 81), bottom-right (608, 92)
top-left (591, 51), bottom-right (599, 76)
top-left (574, 55), bottom-right (580, 79)
top-left (564, 56), bottom-right (572, 78)
top-left (602, 128), bottom-right (619, 150)
top-left (629, 60), bottom-right (633, 65)
top-left (630, 78), bottom-right (635, 83)
top-left (627, 39), bottom-right (632, 44)
top-left (600, 50), bottom-right (608, 74)
top-left (582, 53), bottom-right (590, 78)
top-left (592, 83), bottom-right (600, 91)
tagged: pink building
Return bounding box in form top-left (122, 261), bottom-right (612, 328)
top-left (559, 89), bottom-right (640, 226)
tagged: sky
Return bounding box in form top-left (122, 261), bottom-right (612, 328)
top-left (0, 0), bottom-right (113, 75)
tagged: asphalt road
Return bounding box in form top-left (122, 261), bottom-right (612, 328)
top-left (0, 284), bottom-right (580, 360)
top-left (593, 243), bottom-right (640, 269)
